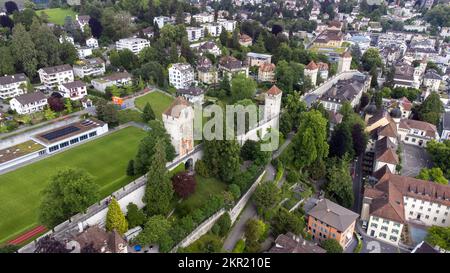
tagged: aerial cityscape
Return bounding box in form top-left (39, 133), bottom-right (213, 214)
top-left (0, 0), bottom-right (449, 257)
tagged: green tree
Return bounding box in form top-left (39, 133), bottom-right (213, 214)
top-left (134, 214), bottom-right (173, 252)
top-left (271, 207), bottom-right (305, 236)
top-left (289, 110), bottom-right (329, 169)
top-left (320, 239), bottom-right (343, 253)
top-left (417, 93), bottom-right (444, 126)
top-left (11, 23), bottom-right (38, 77)
top-left (30, 18), bottom-right (61, 68)
top-left (416, 168), bottom-right (448, 185)
top-left (325, 158), bottom-right (354, 208)
top-left (126, 202), bottom-right (146, 228)
top-left (361, 48), bottom-right (382, 72)
top-left (143, 139), bottom-right (174, 216)
top-left (203, 138), bottom-right (241, 183)
top-left (44, 108), bottom-right (56, 120)
top-left (253, 182), bottom-right (281, 212)
top-left (245, 218), bottom-right (266, 253)
top-left (426, 140), bottom-right (450, 179)
top-left (219, 26), bottom-right (228, 46)
top-left (142, 102), bottom-right (156, 122)
top-left (425, 226), bottom-right (450, 250)
top-left (0, 46), bottom-right (16, 75)
top-left (39, 168), bottom-right (99, 227)
top-left (230, 74), bottom-right (257, 102)
top-left (95, 100), bottom-right (119, 127)
top-left (106, 198), bottom-right (128, 235)
top-left (126, 159), bottom-right (135, 176)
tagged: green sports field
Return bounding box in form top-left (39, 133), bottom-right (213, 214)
top-left (37, 8), bottom-right (78, 25)
top-left (135, 91), bottom-right (175, 120)
top-left (0, 126), bottom-right (146, 244)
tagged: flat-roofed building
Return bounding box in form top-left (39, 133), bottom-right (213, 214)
top-left (246, 52), bottom-right (272, 67)
top-left (32, 118), bottom-right (108, 154)
top-left (116, 38), bottom-right (150, 55)
top-left (91, 72), bottom-right (133, 92)
top-left (0, 140), bottom-right (47, 172)
top-left (73, 58), bottom-right (106, 78)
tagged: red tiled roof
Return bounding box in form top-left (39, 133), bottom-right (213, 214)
top-left (399, 119), bottom-right (437, 138)
top-left (305, 61), bottom-right (318, 70)
top-left (267, 85), bottom-right (282, 95)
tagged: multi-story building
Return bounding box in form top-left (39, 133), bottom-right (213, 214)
top-left (153, 16), bottom-right (174, 29)
top-left (441, 111), bottom-right (450, 141)
top-left (169, 63), bottom-right (195, 89)
top-left (397, 119), bottom-right (439, 147)
top-left (202, 23), bottom-right (222, 37)
top-left (38, 64), bottom-right (74, 90)
top-left (218, 56), bottom-right (249, 81)
top-left (307, 198), bottom-right (359, 249)
top-left (162, 97), bottom-right (194, 157)
top-left (77, 46), bottom-right (93, 59)
top-left (192, 12), bottom-right (214, 23)
top-left (73, 58), bottom-right (106, 79)
top-left (10, 92), bottom-right (48, 115)
top-left (246, 52), bottom-right (272, 67)
top-left (0, 73), bottom-right (28, 99)
top-left (312, 30), bottom-right (344, 48)
top-left (423, 70), bottom-right (442, 92)
top-left (362, 173), bottom-right (450, 245)
top-left (217, 19), bottom-right (237, 32)
top-left (76, 15), bottom-right (90, 32)
top-left (337, 51), bottom-right (352, 74)
top-left (115, 38), bottom-right (150, 55)
top-left (374, 136), bottom-right (399, 173)
top-left (258, 63), bottom-right (276, 83)
top-left (198, 41), bottom-right (221, 56)
top-left (186, 27), bottom-right (204, 42)
top-left (58, 80), bottom-right (87, 100)
top-left (318, 73), bottom-right (371, 112)
top-left (91, 72), bottom-right (133, 92)
top-left (239, 34), bottom-right (253, 47)
top-left (317, 62), bottom-right (329, 80)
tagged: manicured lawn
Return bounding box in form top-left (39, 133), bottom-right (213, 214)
top-left (175, 175), bottom-right (227, 217)
top-left (0, 126), bottom-right (146, 244)
top-left (37, 8), bottom-right (78, 25)
top-left (134, 91), bottom-right (174, 120)
top-left (118, 109), bottom-right (143, 124)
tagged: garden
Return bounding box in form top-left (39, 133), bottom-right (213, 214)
top-left (134, 91), bottom-right (175, 120)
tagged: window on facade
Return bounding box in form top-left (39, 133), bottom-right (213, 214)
top-left (409, 211), bottom-right (413, 215)
top-left (381, 226), bottom-right (388, 231)
top-left (70, 138), bottom-right (79, 144)
top-left (433, 217), bottom-right (437, 222)
top-left (382, 220), bottom-right (389, 224)
top-left (370, 223), bottom-right (378, 228)
top-left (412, 204), bottom-right (415, 208)
top-left (389, 236), bottom-right (397, 242)
top-left (49, 145), bottom-right (59, 152)
top-left (428, 208), bottom-right (431, 212)
top-left (393, 223), bottom-right (400, 227)
top-left (442, 219), bottom-right (446, 224)
top-left (425, 215), bottom-right (429, 219)
top-left (89, 131), bottom-right (97, 138)
top-left (436, 210), bottom-right (440, 214)
top-left (80, 134), bottom-right (88, 141)
top-left (59, 141), bottom-right (69, 149)
top-left (392, 229), bottom-right (399, 234)
top-left (372, 217), bottom-right (379, 222)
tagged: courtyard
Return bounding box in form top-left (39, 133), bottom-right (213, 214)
top-left (401, 144), bottom-right (433, 177)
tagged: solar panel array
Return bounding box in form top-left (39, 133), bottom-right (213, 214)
top-left (41, 126), bottom-right (81, 141)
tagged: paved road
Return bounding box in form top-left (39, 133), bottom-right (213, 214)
top-left (222, 133), bottom-right (294, 251)
top-left (401, 144), bottom-right (433, 177)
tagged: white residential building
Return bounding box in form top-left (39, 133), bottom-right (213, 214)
top-left (59, 35), bottom-right (75, 45)
top-left (397, 119), bottom-right (439, 147)
top-left (58, 80), bottom-right (87, 100)
top-left (186, 27), bottom-right (204, 42)
top-left (423, 70), bottom-right (442, 92)
top-left (217, 19), bottom-right (237, 32)
top-left (0, 74), bottom-right (28, 99)
top-left (192, 12), bottom-right (214, 23)
top-left (77, 46), bottom-right (93, 59)
top-left (10, 92), bottom-right (48, 115)
top-left (363, 173), bottom-right (450, 245)
top-left (86, 37), bottom-right (99, 48)
top-left (73, 58), bottom-right (106, 78)
top-left (169, 63), bottom-right (195, 89)
top-left (91, 72), bottom-right (132, 92)
top-left (202, 23), bottom-right (222, 37)
top-left (116, 38), bottom-right (150, 55)
top-left (176, 87), bottom-right (205, 104)
top-left (246, 52), bottom-right (272, 67)
top-left (153, 16), bottom-right (174, 29)
top-left (76, 15), bottom-right (90, 32)
top-left (162, 97), bottom-right (194, 157)
top-left (441, 111), bottom-right (450, 141)
top-left (38, 64), bottom-right (74, 90)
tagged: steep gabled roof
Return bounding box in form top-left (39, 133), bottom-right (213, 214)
top-left (163, 96), bottom-right (191, 118)
top-left (266, 85), bottom-right (282, 96)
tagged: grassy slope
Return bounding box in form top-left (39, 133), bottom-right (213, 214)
top-left (134, 91), bottom-right (174, 121)
top-left (36, 8), bottom-right (78, 25)
top-left (0, 126), bottom-right (146, 244)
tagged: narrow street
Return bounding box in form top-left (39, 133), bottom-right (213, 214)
top-left (352, 154), bottom-right (364, 214)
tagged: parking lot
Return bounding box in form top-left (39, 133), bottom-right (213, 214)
top-left (401, 144), bottom-right (433, 177)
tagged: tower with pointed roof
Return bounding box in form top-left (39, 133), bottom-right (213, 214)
top-left (162, 97), bottom-right (194, 157)
top-left (304, 61), bottom-right (319, 86)
top-left (264, 85), bottom-right (283, 122)
top-left (337, 51), bottom-right (352, 74)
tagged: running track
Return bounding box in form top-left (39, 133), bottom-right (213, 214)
top-left (8, 226), bottom-right (47, 245)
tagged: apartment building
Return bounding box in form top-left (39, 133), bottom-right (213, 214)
top-left (186, 27), bottom-right (204, 42)
top-left (116, 38), bottom-right (150, 55)
top-left (91, 72), bottom-right (133, 92)
top-left (246, 52), bottom-right (272, 67)
top-left (38, 64), bottom-right (74, 90)
top-left (192, 12), bottom-right (214, 23)
top-left (0, 73), bottom-right (28, 99)
top-left (169, 63), bottom-right (195, 89)
top-left (73, 58), bottom-right (106, 79)
top-left (258, 63), bottom-right (276, 82)
top-left (397, 119), bottom-right (438, 147)
top-left (10, 92), bottom-right (48, 115)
